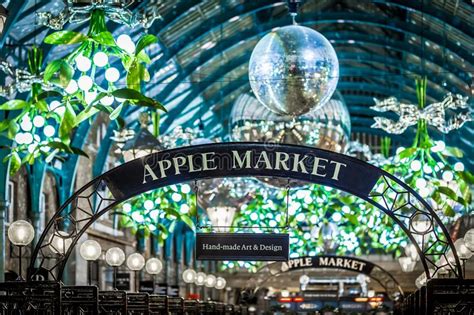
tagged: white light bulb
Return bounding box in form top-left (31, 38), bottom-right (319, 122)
top-left (442, 171), bottom-right (453, 182)
top-left (181, 184), bottom-right (191, 194)
top-left (32, 116), bottom-right (45, 128)
top-left (410, 160), bottom-right (422, 172)
top-left (23, 133), bottom-right (33, 144)
top-left (93, 52), bottom-right (108, 67)
top-left (100, 95), bottom-right (114, 106)
top-left (78, 75), bottom-right (93, 91)
top-left (117, 34), bottom-right (135, 54)
top-left (182, 269), bottom-right (197, 283)
top-left (49, 100), bottom-right (61, 111)
top-left (14, 133), bottom-right (24, 144)
top-left (180, 204), bottom-right (190, 214)
top-left (105, 67), bottom-right (120, 82)
top-left (80, 240), bottom-right (102, 261)
top-left (172, 193), bottom-right (182, 202)
top-left (27, 143), bottom-right (36, 153)
top-left (332, 212), bottom-right (342, 222)
top-left (123, 203), bottom-right (132, 212)
top-left (20, 118), bottom-right (32, 132)
top-left (419, 187), bottom-right (430, 198)
top-left (65, 80), bottom-right (78, 94)
top-left (144, 199), bottom-right (154, 210)
top-left (145, 258), bottom-right (163, 275)
top-left (415, 178), bottom-right (427, 189)
top-left (43, 125), bottom-right (56, 137)
top-left (423, 164), bottom-right (432, 174)
top-left (85, 91), bottom-right (97, 104)
top-left (75, 55), bottom-right (91, 72)
top-left (8, 220), bottom-right (35, 246)
top-left (105, 247), bottom-right (126, 267)
top-left (454, 162), bottom-right (464, 172)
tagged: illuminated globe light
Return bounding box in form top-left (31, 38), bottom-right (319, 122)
top-left (145, 258), bottom-right (163, 275)
top-left (32, 115), bottom-right (45, 128)
top-left (117, 34), bottom-right (136, 54)
top-left (144, 199), bottom-right (154, 210)
top-left (331, 212), bottom-right (342, 222)
top-left (295, 213), bottom-right (305, 222)
top-left (100, 95), bottom-right (114, 106)
top-left (442, 171), bottom-right (454, 182)
top-left (396, 147), bottom-right (406, 155)
top-left (49, 100), bottom-right (61, 111)
top-left (131, 212), bottom-right (144, 223)
top-left (20, 117), bottom-right (32, 131)
top-left (75, 55), bottom-right (92, 72)
top-left (14, 133), bottom-right (25, 144)
top-left (181, 184), bottom-right (191, 194)
top-left (149, 210), bottom-right (159, 221)
top-left (454, 239), bottom-right (473, 260)
top-left (215, 277), bottom-right (226, 290)
top-left (93, 52), bottom-right (108, 67)
top-left (423, 164), bottom-right (433, 174)
top-left (27, 144), bottom-right (37, 153)
top-left (23, 132), bottom-right (33, 144)
top-left (454, 162), bottom-right (465, 172)
top-left (248, 25), bottom-right (339, 116)
top-left (183, 269), bottom-right (197, 283)
top-left (123, 203), bottom-right (132, 213)
top-left (250, 213), bottom-right (258, 221)
top-left (205, 274), bottom-right (217, 288)
top-left (464, 229), bottom-right (474, 251)
top-left (78, 75), bottom-right (93, 91)
top-left (7, 220), bottom-right (35, 246)
top-left (431, 140), bottom-right (446, 153)
top-left (126, 253), bottom-right (145, 271)
top-left (180, 204), bottom-right (190, 214)
top-left (43, 125), bottom-right (56, 137)
top-left (299, 274), bottom-right (310, 285)
top-left (172, 193), bottom-right (182, 202)
top-left (85, 91), bottom-right (97, 105)
top-left (195, 272), bottom-right (206, 286)
top-left (410, 160), bottom-right (422, 172)
top-left (65, 79), bottom-right (78, 94)
top-left (415, 178), bottom-right (427, 190)
top-left (48, 231), bottom-right (73, 255)
top-left (79, 240), bottom-right (102, 261)
top-left (105, 67), bottom-right (120, 83)
top-left (105, 247), bottom-right (126, 266)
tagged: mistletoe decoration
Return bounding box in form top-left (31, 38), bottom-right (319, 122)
top-left (0, 10), bottom-right (165, 174)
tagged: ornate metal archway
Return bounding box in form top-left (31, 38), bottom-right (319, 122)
top-left (257, 255), bottom-right (404, 299)
top-left (28, 143), bottom-right (463, 281)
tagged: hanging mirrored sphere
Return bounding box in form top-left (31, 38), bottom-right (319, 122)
top-left (248, 25), bottom-right (339, 116)
top-left (231, 92), bottom-right (350, 187)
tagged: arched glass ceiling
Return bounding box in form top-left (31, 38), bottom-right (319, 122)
top-left (0, 0), bottom-right (472, 165)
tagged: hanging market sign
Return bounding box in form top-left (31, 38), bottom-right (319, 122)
top-left (196, 233), bottom-right (289, 261)
top-left (104, 143), bottom-right (382, 202)
top-left (280, 255), bottom-right (375, 274)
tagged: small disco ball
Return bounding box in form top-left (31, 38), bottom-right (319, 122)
top-left (248, 25), bottom-right (339, 116)
top-left (230, 92), bottom-right (350, 188)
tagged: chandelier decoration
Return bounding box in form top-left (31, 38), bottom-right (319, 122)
top-left (371, 93), bottom-right (471, 134)
top-left (37, 0), bottom-right (161, 30)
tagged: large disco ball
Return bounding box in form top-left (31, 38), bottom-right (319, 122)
top-left (248, 25), bottom-right (339, 116)
top-left (231, 92), bottom-right (351, 153)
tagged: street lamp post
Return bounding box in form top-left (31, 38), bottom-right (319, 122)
top-left (127, 253), bottom-right (145, 292)
top-left (145, 258), bottom-right (163, 293)
top-left (7, 220), bottom-right (35, 280)
top-left (79, 240), bottom-right (102, 285)
top-left (105, 247), bottom-right (126, 289)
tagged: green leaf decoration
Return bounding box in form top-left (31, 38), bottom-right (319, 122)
top-left (398, 147), bottom-right (417, 159)
top-left (110, 103), bottom-right (123, 120)
top-left (34, 100), bottom-right (48, 112)
top-left (137, 51), bottom-right (152, 64)
top-left (438, 186), bottom-right (458, 201)
top-left (92, 31), bottom-right (116, 46)
top-left (112, 88), bottom-right (145, 100)
top-left (0, 100), bottom-right (29, 110)
top-left (135, 34), bottom-right (158, 55)
top-left (44, 60), bottom-right (73, 87)
top-left (126, 60), bottom-right (141, 91)
top-left (7, 120), bottom-right (19, 139)
top-left (74, 107), bottom-right (100, 126)
top-left (9, 152), bottom-right (21, 175)
top-left (37, 90), bottom-right (63, 100)
top-left (44, 30), bottom-right (88, 45)
top-left (180, 215), bottom-right (195, 232)
top-left (47, 142), bottom-right (89, 158)
top-left (0, 119), bottom-right (10, 132)
top-left (443, 146), bottom-right (464, 158)
top-left (59, 102), bottom-right (76, 145)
